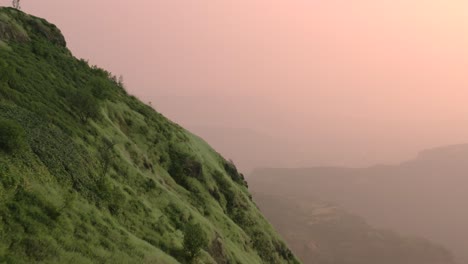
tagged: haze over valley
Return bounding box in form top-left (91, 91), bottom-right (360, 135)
top-left (1, 1), bottom-right (467, 263)
top-left (249, 144), bottom-right (468, 263)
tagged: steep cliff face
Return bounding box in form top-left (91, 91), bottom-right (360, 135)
top-left (0, 8), bottom-right (299, 264)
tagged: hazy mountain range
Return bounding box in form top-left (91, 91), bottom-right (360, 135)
top-left (252, 191), bottom-right (455, 264)
top-left (249, 144), bottom-right (468, 263)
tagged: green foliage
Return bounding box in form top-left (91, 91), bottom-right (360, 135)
top-left (251, 229), bottom-right (278, 263)
top-left (183, 222), bottom-right (208, 262)
top-left (88, 76), bottom-right (113, 101)
top-left (69, 90), bottom-right (100, 123)
top-left (0, 118), bottom-right (25, 152)
top-left (223, 160), bottom-right (248, 187)
top-left (164, 202), bottom-right (189, 230)
top-left (142, 178), bottom-right (157, 192)
top-left (97, 137), bottom-right (116, 177)
top-left (0, 61), bottom-right (14, 84)
top-left (168, 145), bottom-right (203, 189)
top-left (21, 237), bottom-right (59, 261)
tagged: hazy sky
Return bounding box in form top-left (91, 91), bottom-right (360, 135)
top-left (4, 1), bottom-right (468, 170)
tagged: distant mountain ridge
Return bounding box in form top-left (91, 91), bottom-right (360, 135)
top-left (250, 143), bottom-right (468, 263)
top-left (413, 143), bottom-right (468, 162)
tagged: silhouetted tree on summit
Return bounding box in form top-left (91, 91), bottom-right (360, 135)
top-left (12, 0), bottom-right (21, 10)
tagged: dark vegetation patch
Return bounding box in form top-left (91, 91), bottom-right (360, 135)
top-left (223, 160), bottom-right (248, 187)
top-left (0, 117), bottom-right (25, 152)
top-left (167, 145), bottom-right (204, 189)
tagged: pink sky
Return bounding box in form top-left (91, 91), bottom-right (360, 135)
top-left (4, 1), bottom-right (468, 170)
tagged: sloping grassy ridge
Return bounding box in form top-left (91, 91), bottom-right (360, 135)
top-left (0, 7), bottom-right (299, 264)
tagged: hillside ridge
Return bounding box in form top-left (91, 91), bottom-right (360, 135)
top-left (0, 7), bottom-right (299, 264)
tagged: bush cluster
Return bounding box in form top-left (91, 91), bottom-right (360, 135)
top-left (223, 160), bottom-right (248, 187)
top-left (0, 118), bottom-right (25, 152)
top-left (168, 146), bottom-right (204, 189)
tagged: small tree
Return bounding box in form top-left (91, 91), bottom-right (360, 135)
top-left (98, 137), bottom-right (116, 177)
top-left (69, 90), bottom-right (100, 123)
top-left (183, 222), bottom-right (208, 262)
top-left (12, 0), bottom-right (21, 10)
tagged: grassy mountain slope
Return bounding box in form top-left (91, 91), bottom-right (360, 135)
top-left (0, 7), bottom-right (299, 264)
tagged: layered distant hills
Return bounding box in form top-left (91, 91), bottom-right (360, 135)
top-left (250, 144), bottom-right (468, 263)
top-left (252, 191), bottom-right (455, 264)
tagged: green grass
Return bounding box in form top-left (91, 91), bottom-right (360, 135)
top-left (0, 40), bottom-right (11, 51)
top-left (0, 7), bottom-right (300, 264)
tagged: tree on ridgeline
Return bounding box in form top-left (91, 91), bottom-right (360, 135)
top-left (12, 0), bottom-right (21, 10)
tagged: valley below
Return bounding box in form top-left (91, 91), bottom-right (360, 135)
top-left (249, 144), bottom-right (468, 263)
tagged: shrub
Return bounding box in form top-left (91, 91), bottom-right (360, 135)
top-left (22, 237), bottom-right (59, 261)
top-left (223, 160), bottom-right (247, 187)
top-left (251, 229), bottom-right (276, 263)
top-left (108, 187), bottom-right (126, 215)
top-left (88, 77), bottom-right (111, 100)
top-left (0, 61), bottom-right (14, 84)
top-left (142, 178), bottom-right (157, 192)
top-left (164, 203), bottom-right (188, 230)
top-left (0, 118), bottom-right (26, 152)
top-left (168, 146), bottom-right (204, 189)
